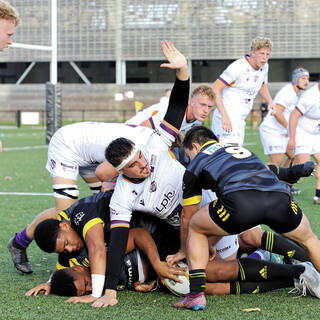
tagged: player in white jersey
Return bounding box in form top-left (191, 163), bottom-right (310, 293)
top-left (7, 122), bottom-right (154, 274)
top-left (260, 68), bottom-right (310, 166)
top-left (212, 37), bottom-right (274, 146)
top-left (287, 81), bottom-right (320, 204)
top-left (126, 84), bottom-right (214, 135)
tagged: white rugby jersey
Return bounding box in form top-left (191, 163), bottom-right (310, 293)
top-left (110, 115), bottom-right (186, 228)
top-left (51, 122), bottom-right (153, 167)
top-left (126, 101), bottom-right (202, 135)
top-left (213, 56), bottom-right (269, 121)
top-left (295, 84), bottom-right (320, 134)
top-left (260, 83), bottom-right (298, 133)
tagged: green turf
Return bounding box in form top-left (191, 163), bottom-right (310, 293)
top-left (1, 126), bottom-right (320, 319)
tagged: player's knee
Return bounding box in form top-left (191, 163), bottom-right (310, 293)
top-left (239, 227), bottom-right (262, 248)
top-left (53, 184), bottom-right (79, 199)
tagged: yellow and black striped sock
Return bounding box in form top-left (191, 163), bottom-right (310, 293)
top-left (261, 230), bottom-right (309, 262)
top-left (189, 269), bottom-right (206, 296)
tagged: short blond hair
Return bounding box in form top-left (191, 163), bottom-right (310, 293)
top-left (191, 84), bottom-right (215, 101)
top-left (0, 1), bottom-right (20, 26)
top-left (250, 37), bottom-right (272, 52)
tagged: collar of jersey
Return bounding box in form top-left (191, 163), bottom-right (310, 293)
top-left (122, 174), bottom-right (145, 184)
top-left (199, 140), bottom-right (217, 151)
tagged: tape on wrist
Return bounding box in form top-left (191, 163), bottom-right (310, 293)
top-left (91, 274), bottom-right (105, 298)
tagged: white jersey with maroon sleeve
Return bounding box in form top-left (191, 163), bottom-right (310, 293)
top-left (46, 122), bottom-right (152, 180)
top-left (295, 84), bottom-right (320, 134)
top-left (260, 83), bottom-right (298, 134)
top-left (214, 56), bottom-right (269, 122)
top-left (126, 101), bottom-right (202, 135)
top-left (109, 115), bottom-right (186, 229)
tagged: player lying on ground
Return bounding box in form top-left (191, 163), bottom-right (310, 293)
top-left (173, 125), bottom-right (320, 311)
top-left (32, 207), bottom-right (314, 299)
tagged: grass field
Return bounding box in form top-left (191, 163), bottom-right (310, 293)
top-left (1, 125), bottom-right (320, 320)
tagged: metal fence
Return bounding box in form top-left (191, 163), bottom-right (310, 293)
top-left (2, 0), bottom-right (320, 62)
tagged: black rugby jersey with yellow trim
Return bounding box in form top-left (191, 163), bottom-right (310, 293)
top-left (58, 191), bottom-right (113, 241)
top-left (183, 141), bottom-right (290, 206)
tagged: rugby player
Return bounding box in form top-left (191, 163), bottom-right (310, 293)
top-left (32, 190), bottom-right (183, 301)
top-left (29, 210), bottom-right (182, 297)
top-left (7, 121), bottom-right (157, 274)
top-left (212, 37), bottom-right (274, 146)
top-left (126, 84), bottom-right (214, 135)
top-left (173, 125), bottom-right (320, 310)
top-left (287, 80), bottom-right (320, 205)
top-left (260, 68), bottom-right (310, 167)
top-left (0, 1), bottom-right (20, 152)
top-left (31, 214), bottom-right (312, 299)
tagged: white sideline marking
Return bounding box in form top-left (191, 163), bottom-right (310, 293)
top-left (0, 192), bottom-right (52, 196)
top-left (3, 145), bottom-right (47, 151)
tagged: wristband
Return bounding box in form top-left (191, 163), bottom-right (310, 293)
top-left (91, 274), bottom-right (105, 298)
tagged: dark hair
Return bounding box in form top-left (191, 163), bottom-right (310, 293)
top-left (105, 137), bottom-right (134, 167)
top-left (51, 269), bottom-right (77, 296)
top-left (34, 219), bottom-right (60, 253)
top-left (183, 125), bottom-right (218, 150)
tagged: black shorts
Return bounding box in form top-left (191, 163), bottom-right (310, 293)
top-left (208, 190), bottom-right (303, 235)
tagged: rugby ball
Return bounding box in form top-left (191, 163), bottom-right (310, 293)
top-left (161, 262), bottom-right (190, 296)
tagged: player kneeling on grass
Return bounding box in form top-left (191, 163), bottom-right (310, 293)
top-left (173, 125), bottom-right (320, 311)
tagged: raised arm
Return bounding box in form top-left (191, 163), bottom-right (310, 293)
top-left (161, 41), bottom-right (190, 131)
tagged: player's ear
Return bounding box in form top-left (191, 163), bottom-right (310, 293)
top-left (59, 221), bottom-right (70, 231)
top-left (192, 142), bottom-right (201, 154)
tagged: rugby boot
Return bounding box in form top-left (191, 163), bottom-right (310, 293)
top-left (298, 262), bottom-right (320, 298)
top-left (7, 236), bottom-right (33, 274)
top-left (173, 292), bottom-right (206, 311)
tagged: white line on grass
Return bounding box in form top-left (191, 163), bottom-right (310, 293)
top-left (3, 145), bottom-right (47, 151)
top-left (0, 192), bottom-right (52, 196)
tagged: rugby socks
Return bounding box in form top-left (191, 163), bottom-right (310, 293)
top-left (230, 279), bottom-right (293, 294)
top-left (261, 230), bottom-right (310, 262)
top-left (189, 269), bottom-right (206, 296)
top-left (316, 189), bottom-right (320, 198)
top-left (15, 227), bottom-right (32, 249)
top-left (237, 258), bottom-right (304, 281)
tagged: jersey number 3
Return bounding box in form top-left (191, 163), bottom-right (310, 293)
top-left (225, 146), bottom-right (252, 159)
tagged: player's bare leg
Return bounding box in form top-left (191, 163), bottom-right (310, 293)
top-left (8, 176), bottom-right (79, 274)
top-left (268, 153), bottom-right (285, 167)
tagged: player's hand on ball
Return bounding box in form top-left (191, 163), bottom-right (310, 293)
top-left (66, 294), bottom-right (97, 304)
top-left (166, 250), bottom-right (186, 267)
top-left (25, 283), bottom-right (51, 296)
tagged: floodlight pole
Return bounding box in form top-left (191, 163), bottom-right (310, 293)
top-left (50, 0), bottom-right (57, 84)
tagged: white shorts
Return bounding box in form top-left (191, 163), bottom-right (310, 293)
top-left (212, 113), bottom-right (245, 146)
top-left (295, 128), bottom-right (320, 155)
top-left (259, 126), bottom-right (288, 155)
top-left (46, 132), bottom-right (98, 181)
top-left (216, 235), bottom-right (239, 259)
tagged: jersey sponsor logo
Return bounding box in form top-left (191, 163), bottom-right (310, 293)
top-left (150, 181), bottom-right (157, 192)
top-left (216, 245), bottom-right (231, 253)
top-left (74, 211), bottom-right (85, 225)
top-left (110, 208), bottom-right (118, 216)
top-left (139, 199), bottom-right (145, 206)
top-left (202, 144), bottom-right (222, 155)
top-left (166, 204), bottom-right (182, 225)
top-left (154, 186), bottom-right (177, 213)
top-left (60, 162), bottom-right (77, 172)
top-left (132, 190), bottom-right (138, 195)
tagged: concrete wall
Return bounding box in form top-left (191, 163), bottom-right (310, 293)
top-left (0, 82), bottom-right (315, 123)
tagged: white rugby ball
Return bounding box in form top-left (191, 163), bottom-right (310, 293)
top-left (161, 262), bottom-right (190, 296)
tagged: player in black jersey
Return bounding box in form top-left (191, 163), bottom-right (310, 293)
top-left (174, 125), bottom-right (320, 310)
top-left (32, 191), bottom-right (183, 299)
